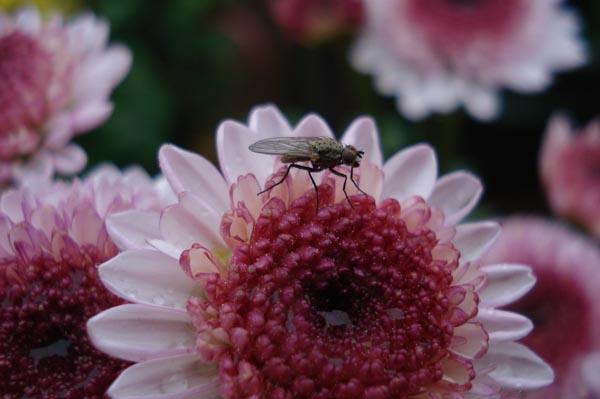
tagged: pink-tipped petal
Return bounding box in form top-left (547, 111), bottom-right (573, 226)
top-left (476, 308), bottom-right (533, 343)
top-left (158, 144), bottom-right (228, 214)
top-left (478, 264), bottom-right (536, 308)
top-left (382, 144), bottom-right (437, 201)
top-left (451, 322), bottom-right (488, 360)
top-left (107, 210), bottom-right (162, 251)
top-left (99, 249), bottom-right (198, 310)
top-left (87, 304), bottom-right (195, 362)
top-left (340, 116), bottom-right (383, 167)
top-left (217, 120), bottom-right (272, 186)
top-left (428, 171), bottom-right (482, 226)
top-left (484, 342), bottom-right (554, 390)
top-left (293, 114), bottom-right (335, 138)
top-left (107, 354), bottom-right (220, 399)
top-left (248, 104), bottom-right (293, 137)
top-left (453, 222), bottom-right (501, 263)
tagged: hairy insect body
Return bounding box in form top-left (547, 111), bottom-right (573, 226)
top-left (249, 136), bottom-right (367, 211)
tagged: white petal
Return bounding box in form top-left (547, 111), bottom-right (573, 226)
top-left (99, 249), bottom-right (198, 310)
top-left (160, 193), bottom-right (223, 252)
top-left (88, 304), bottom-right (195, 362)
top-left (340, 117), bottom-right (383, 167)
top-left (463, 86), bottom-right (500, 122)
top-left (485, 342), bottom-right (554, 390)
top-left (454, 222), bottom-right (501, 263)
top-left (478, 264), bottom-right (536, 308)
top-left (107, 210), bottom-right (162, 251)
top-left (293, 114), bottom-right (335, 138)
top-left (428, 171), bottom-right (482, 225)
top-left (217, 120), bottom-right (271, 185)
top-left (248, 104), bottom-right (293, 136)
top-left (382, 144), bottom-right (437, 201)
top-left (476, 308), bottom-right (533, 343)
top-left (158, 145), bottom-right (228, 215)
top-left (107, 354), bottom-right (220, 399)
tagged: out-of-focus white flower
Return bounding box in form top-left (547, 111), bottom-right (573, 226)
top-left (351, 0), bottom-right (586, 121)
top-left (482, 216), bottom-right (600, 399)
top-left (540, 114), bottom-right (600, 239)
top-left (0, 6), bottom-right (131, 187)
top-left (89, 105), bottom-right (553, 398)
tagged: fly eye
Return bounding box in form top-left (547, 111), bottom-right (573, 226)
top-left (341, 148), bottom-right (357, 164)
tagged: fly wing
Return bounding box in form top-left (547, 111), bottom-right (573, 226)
top-left (248, 137), bottom-right (319, 157)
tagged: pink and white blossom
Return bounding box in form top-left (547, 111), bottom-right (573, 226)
top-left (351, 0), bottom-right (586, 121)
top-left (0, 166), bottom-right (173, 398)
top-left (540, 114), bottom-right (600, 238)
top-left (89, 105), bottom-right (553, 398)
top-left (0, 6), bottom-right (131, 187)
top-left (482, 217), bottom-right (600, 399)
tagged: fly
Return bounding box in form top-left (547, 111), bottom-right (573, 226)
top-left (248, 136), bottom-right (367, 211)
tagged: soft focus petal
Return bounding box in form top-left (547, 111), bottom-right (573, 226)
top-left (478, 264), bottom-right (536, 307)
top-left (453, 222), bottom-right (500, 263)
top-left (429, 171), bottom-right (482, 225)
top-left (382, 144), bottom-right (437, 200)
top-left (476, 308), bottom-right (533, 343)
top-left (107, 210), bottom-right (162, 251)
top-left (340, 116), bottom-right (383, 167)
top-left (99, 249), bottom-right (198, 310)
top-left (88, 304), bottom-right (195, 362)
top-left (107, 355), bottom-right (220, 399)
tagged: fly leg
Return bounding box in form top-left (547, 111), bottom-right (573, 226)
top-left (329, 168), bottom-right (353, 207)
top-left (350, 165), bottom-right (367, 195)
top-left (258, 163), bottom-right (322, 213)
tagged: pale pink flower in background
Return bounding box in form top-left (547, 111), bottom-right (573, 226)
top-left (351, 0), bottom-right (586, 121)
top-left (89, 105), bottom-right (552, 398)
top-left (540, 115), bottom-right (600, 239)
top-left (0, 6), bottom-right (131, 187)
top-left (0, 166), bottom-right (173, 398)
top-left (270, 0), bottom-right (364, 45)
top-left (481, 216), bottom-right (600, 399)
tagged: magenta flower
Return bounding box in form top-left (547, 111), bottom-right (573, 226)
top-left (0, 7), bottom-right (131, 187)
top-left (270, 0), bottom-right (364, 44)
top-left (351, 0), bottom-right (586, 121)
top-left (0, 166), bottom-right (173, 398)
top-left (89, 105), bottom-right (553, 398)
top-left (540, 115), bottom-right (600, 238)
top-left (481, 217), bottom-right (600, 399)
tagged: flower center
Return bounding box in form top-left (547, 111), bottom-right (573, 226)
top-left (0, 31), bottom-right (69, 159)
top-left (191, 185), bottom-right (466, 398)
top-left (404, 0), bottom-right (525, 57)
top-left (0, 242), bottom-right (130, 397)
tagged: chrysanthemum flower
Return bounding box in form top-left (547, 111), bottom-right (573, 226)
top-left (350, 0), bottom-right (586, 121)
top-left (0, 166), bottom-right (173, 398)
top-left (481, 216), bottom-right (600, 399)
top-left (89, 105), bottom-right (553, 398)
top-left (270, 0), bottom-right (364, 44)
top-left (0, 6), bottom-right (131, 187)
top-left (540, 115), bottom-right (600, 238)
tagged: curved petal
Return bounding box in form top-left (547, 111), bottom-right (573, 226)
top-left (478, 264), bottom-right (536, 308)
top-left (451, 322), bottom-right (488, 360)
top-left (476, 308), bottom-right (533, 343)
top-left (293, 114), bottom-right (335, 138)
top-left (87, 304), bottom-right (195, 362)
top-left (51, 144), bottom-right (87, 175)
top-left (454, 222), bottom-right (501, 263)
top-left (217, 120), bottom-right (273, 186)
top-left (382, 144), bottom-right (437, 201)
top-left (248, 104), bottom-right (293, 137)
top-left (340, 116), bottom-right (383, 167)
top-left (99, 249), bottom-right (198, 310)
top-left (485, 342), bottom-right (554, 390)
top-left (158, 145), bottom-right (228, 215)
top-left (107, 354), bottom-right (220, 399)
top-left (160, 192), bottom-right (224, 253)
top-left (428, 171), bottom-right (482, 226)
top-left (107, 210), bottom-right (162, 251)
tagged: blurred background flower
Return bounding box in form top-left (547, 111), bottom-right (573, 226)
top-left (0, 5), bottom-right (131, 186)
